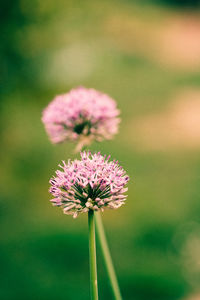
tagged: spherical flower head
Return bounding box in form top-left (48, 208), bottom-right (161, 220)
top-left (49, 151), bottom-right (129, 218)
top-left (42, 87), bottom-right (120, 151)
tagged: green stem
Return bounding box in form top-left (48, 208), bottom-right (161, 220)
top-left (88, 210), bottom-right (99, 300)
top-left (95, 212), bottom-right (122, 300)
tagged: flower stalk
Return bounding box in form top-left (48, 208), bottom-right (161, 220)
top-left (95, 212), bottom-right (122, 300)
top-left (88, 210), bottom-right (99, 300)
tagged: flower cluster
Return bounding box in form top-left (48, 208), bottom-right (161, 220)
top-left (42, 87), bottom-right (120, 149)
top-left (49, 152), bottom-right (129, 218)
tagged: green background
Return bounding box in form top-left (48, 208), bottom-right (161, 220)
top-left (1, 0), bottom-right (200, 299)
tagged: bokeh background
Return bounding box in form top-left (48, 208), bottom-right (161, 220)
top-left (1, 0), bottom-right (200, 299)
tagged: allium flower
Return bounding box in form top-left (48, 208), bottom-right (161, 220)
top-left (49, 151), bottom-right (129, 218)
top-left (42, 87), bottom-right (120, 150)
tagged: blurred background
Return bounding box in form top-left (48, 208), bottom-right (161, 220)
top-left (1, 0), bottom-right (200, 299)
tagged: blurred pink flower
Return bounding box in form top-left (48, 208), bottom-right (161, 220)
top-left (49, 151), bottom-right (129, 218)
top-left (42, 87), bottom-right (120, 150)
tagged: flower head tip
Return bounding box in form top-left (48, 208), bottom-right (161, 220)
top-left (49, 151), bottom-right (129, 218)
top-left (42, 87), bottom-right (120, 150)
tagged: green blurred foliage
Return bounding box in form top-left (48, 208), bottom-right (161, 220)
top-left (1, 0), bottom-right (200, 299)
top-left (153, 0), bottom-right (200, 8)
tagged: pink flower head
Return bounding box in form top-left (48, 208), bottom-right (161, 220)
top-left (49, 151), bottom-right (129, 218)
top-left (42, 87), bottom-right (120, 150)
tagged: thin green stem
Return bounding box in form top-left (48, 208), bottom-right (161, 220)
top-left (95, 212), bottom-right (122, 300)
top-left (88, 210), bottom-right (99, 300)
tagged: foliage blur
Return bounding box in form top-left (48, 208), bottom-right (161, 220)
top-left (1, 0), bottom-right (200, 299)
